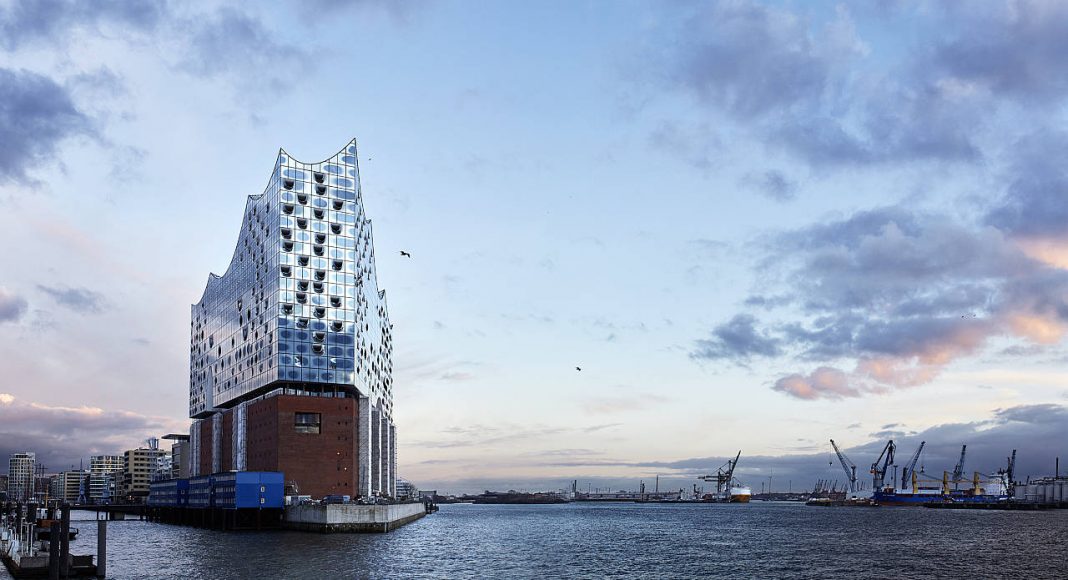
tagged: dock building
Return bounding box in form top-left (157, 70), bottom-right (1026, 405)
top-left (187, 140), bottom-right (396, 499)
top-left (6, 453), bottom-right (35, 502)
top-left (88, 455), bottom-right (124, 504)
top-left (122, 445), bottom-right (167, 502)
top-left (49, 470), bottom-right (87, 503)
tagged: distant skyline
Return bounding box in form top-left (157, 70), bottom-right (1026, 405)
top-left (2, 0), bottom-right (1067, 494)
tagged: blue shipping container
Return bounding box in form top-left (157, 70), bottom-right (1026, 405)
top-left (150, 472), bottom-right (283, 510)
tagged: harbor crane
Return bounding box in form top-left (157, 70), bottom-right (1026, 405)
top-left (700, 451), bottom-right (742, 500)
top-left (829, 439), bottom-right (858, 495)
top-left (870, 440), bottom-right (896, 491)
top-left (901, 441), bottom-right (925, 489)
top-left (951, 444), bottom-right (967, 483)
top-left (997, 449), bottom-right (1017, 495)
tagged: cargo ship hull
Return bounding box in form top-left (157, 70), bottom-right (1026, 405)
top-left (874, 491), bottom-right (1009, 506)
top-left (703, 486), bottom-right (752, 503)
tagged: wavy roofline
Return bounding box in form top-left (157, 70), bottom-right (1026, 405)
top-left (191, 139), bottom-right (360, 309)
top-left (279, 137), bottom-right (358, 168)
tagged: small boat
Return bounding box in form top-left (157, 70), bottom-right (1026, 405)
top-left (33, 521), bottom-right (78, 542)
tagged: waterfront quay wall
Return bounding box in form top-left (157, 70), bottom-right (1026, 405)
top-left (283, 503), bottom-right (426, 533)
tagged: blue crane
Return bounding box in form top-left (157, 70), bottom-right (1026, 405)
top-left (870, 440), bottom-right (896, 491)
top-left (951, 444), bottom-right (967, 482)
top-left (829, 439), bottom-right (858, 495)
top-left (901, 441), bottom-right (926, 489)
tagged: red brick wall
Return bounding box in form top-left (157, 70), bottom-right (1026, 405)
top-left (246, 395), bottom-right (358, 499)
top-left (198, 419), bottom-right (213, 476)
top-left (246, 396), bottom-right (280, 472)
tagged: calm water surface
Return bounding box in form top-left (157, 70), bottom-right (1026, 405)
top-left (5, 502), bottom-right (1067, 579)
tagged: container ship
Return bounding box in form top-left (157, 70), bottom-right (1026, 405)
top-left (699, 451), bottom-right (752, 503)
top-left (828, 439), bottom-right (1015, 506)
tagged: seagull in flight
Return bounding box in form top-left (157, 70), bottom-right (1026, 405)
top-left (575, 366), bottom-right (582, 371)
top-left (400, 250), bottom-right (411, 258)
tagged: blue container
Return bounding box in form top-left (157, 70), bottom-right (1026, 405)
top-left (148, 479), bottom-right (190, 507)
top-left (207, 471), bottom-right (285, 509)
top-left (188, 475), bottom-right (214, 508)
top-left (257, 472), bottom-right (284, 509)
top-left (148, 480), bottom-right (176, 507)
top-left (175, 478), bottom-right (190, 507)
top-left (149, 472), bottom-right (283, 510)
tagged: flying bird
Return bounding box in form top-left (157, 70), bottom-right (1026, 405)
top-left (400, 251), bottom-right (411, 258)
top-left (576, 366), bottom-right (582, 371)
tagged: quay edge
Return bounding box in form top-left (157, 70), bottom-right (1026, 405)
top-left (283, 503), bottom-right (428, 533)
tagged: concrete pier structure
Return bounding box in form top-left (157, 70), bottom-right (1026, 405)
top-left (283, 503), bottom-right (427, 533)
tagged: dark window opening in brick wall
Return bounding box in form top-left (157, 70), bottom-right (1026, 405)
top-left (295, 412), bottom-right (321, 434)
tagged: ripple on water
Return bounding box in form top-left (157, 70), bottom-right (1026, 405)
top-left (20, 504), bottom-right (1064, 579)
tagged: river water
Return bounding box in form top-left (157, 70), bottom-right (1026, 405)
top-left (4, 502), bottom-right (1067, 579)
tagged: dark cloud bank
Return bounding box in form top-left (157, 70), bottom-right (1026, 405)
top-left (420, 404), bottom-right (1068, 494)
top-left (0, 393), bottom-right (181, 471)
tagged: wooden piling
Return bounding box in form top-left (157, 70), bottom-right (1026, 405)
top-left (96, 518), bottom-right (107, 578)
top-left (60, 504), bottom-right (71, 577)
top-left (48, 525), bottom-right (60, 580)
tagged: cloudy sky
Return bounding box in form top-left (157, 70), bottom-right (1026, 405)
top-left (2, 0), bottom-right (1067, 492)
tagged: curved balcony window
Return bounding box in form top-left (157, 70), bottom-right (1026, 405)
top-left (297, 281), bottom-right (309, 291)
top-left (297, 256), bottom-right (309, 266)
top-left (281, 304), bottom-right (293, 315)
top-left (283, 241), bottom-right (294, 252)
top-left (297, 193), bottom-right (308, 205)
top-left (314, 307), bottom-right (326, 319)
top-left (314, 172), bottom-right (325, 184)
top-left (316, 184), bottom-right (327, 195)
top-left (296, 218), bottom-right (307, 229)
top-left (313, 245), bottom-right (325, 256)
top-left (296, 292), bottom-right (307, 304)
top-left (312, 331), bottom-right (325, 343)
top-left (280, 265), bottom-right (292, 277)
top-left (313, 209), bottom-right (325, 219)
top-left (330, 224), bottom-right (342, 234)
top-left (282, 204), bottom-right (294, 215)
top-left (315, 233), bottom-right (326, 244)
top-left (312, 344), bottom-right (324, 354)
top-left (281, 227), bottom-right (292, 239)
top-left (332, 200), bottom-right (344, 210)
top-left (296, 318), bottom-right (309, 329)
top-left (283, 179), bottom-right (294, 190)
top-left (314, 270), bottom-right (326, 281)
top-left (311, 283), bottom-right (323, 295)
top-left (331, 260), bottom-right (343, 271)
top-left (331, 321), bottom-right (344, 331)
top-left (330, 296), bottom-right (341, 308)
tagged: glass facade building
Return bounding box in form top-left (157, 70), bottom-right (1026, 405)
top-left (7, 452), bottom-right (35, 502)
top-left (188, 140), bottom-right (396, 497)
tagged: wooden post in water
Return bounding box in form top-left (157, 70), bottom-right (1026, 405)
top-left (96, 518), bottom-right (107, 578)
top-left (60, 504), bottom-right (71, 578)
top-left (48, 525), bottom-right (61, 580)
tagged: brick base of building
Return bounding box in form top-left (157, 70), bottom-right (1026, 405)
top-left (197, 394), bottom-right (359, 499)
